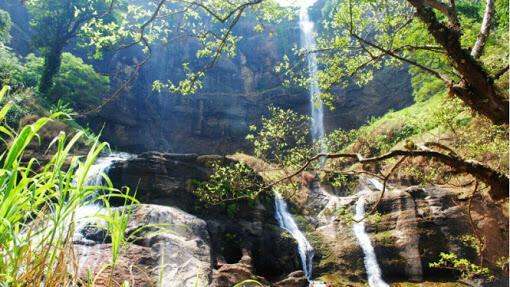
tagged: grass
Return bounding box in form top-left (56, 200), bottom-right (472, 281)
top-left (336, 92), bottom-right (508, 188)
top-left (0, 85), bottom-right (145, 286)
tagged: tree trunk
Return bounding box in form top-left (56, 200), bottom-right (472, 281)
top-left (38, 45), bottom-right (63, 98)
top-left (407, 0), bottom-right (509, 125)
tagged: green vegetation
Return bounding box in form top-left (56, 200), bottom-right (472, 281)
top-left (192, 161), bottom-right (261, 204)
top-left (430, 252), bottom-right (491, 280)
top-left (0, 9), bottom-right (11, 44)
top-left (0, 86), bottom-right (128, 285)
top-left (24, 52), bottom-right (109, 111)
top-left (26, 0), bottom-right (113, 95)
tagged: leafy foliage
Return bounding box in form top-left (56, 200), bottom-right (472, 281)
top-left (429, 252), bottom-right (492, 280)
top-left (0, 86), bottom-right (116, 285)
top-left (193, 161), bottom-right (260, 204)
top-left (246, 105), bottom-right (312, 169)
top-left (26, 0), bottom-right (113, 94)
top-left (25, 52), bottom-right (109, 111)
top-left (0, 9), bottom-right (11, 44)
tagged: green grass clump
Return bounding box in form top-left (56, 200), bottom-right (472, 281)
top-left (0, 85), bottom-right (143, 286)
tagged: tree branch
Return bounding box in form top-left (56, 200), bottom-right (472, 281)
top-left (471, 0), bottom-right (495, 59)
top-left (423, 0), bottom-right (459, 28)
top-left (407, 0), bottom-right (508, 125)
top-left (494, 65), bottom-right (509, 80)
top-left (218, 143), bottom-right (508, 204)
top-left (467, 180), bottom-right (486, 278)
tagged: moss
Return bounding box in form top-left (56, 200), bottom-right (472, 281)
top-left (371, 230), bottom-right (395, 248)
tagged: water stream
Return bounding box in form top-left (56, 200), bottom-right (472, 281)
top-left (298, 4), bottom-right (325, 152)
top-left (74, 152), bottom-right (133, 277)
top-left (352, 183), bottom-right (389, 287)
top-left (274, 191), bottom-right (327, 286)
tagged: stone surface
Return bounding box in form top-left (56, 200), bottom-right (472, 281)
top-left (74, 204), bottom-right (213, 287)
top-left (305, 181), bottom-right (509, 286)
top-left (272, 271), bottom-right (309, 287)
top-left (106, 152), bottom-right (305, 285)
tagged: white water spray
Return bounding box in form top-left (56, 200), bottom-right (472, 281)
top-left (298, 4), bottom-right (325, 151)
top-left (352, 190), bottom-right (389, 287)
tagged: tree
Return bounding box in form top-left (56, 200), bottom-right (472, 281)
top-left (0, 9), bottom-right (11, 44)
top-left (25, 0), bottom-right (113, 95)
top-left (312, 0), bottom-right (508, 125)
top-left (24, 52), bottom-right (109, 111)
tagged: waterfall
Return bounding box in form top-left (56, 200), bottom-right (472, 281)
top-left (299, 4), bottom-right (325, 151)
top-left (274, 191), bottom-right (327, 287)
top-left (74, 152), bottom-right (133, 277)
top-left (352, 191), bottom-right (389, 287)
top-left (274, 191), bottom-right (314, 279)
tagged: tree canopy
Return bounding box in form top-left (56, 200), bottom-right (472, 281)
top-left (310, 0), bottom-right (508, 124)
top-left (26, 0), bottom-right (113, 95)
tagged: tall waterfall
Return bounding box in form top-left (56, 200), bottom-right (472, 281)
top-left (352, 191), bottom-right (389, 287)
top-left (299, 4), bottom-right (325, 149)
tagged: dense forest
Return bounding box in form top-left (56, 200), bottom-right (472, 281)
top-left (0, 0), bottom-right (508, 286)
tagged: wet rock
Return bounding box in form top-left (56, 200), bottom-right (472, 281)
top-left (308, 182), bottom-right (509, 285)
top-left (107, 152), bottom-right (303, 284)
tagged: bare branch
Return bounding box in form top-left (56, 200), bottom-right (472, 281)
top-left (218, 142), bottom-right (508, 205)
top-left (353, 155), bottom-right (408, 223)
top-left (351, 33), bottom-right (452, 83)
top-left (346, 0), bottom-right (451, 84)
top-left (471, 0), bottom-right (495, 59)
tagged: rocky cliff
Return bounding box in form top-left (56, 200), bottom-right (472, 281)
top-left (2, 1), bottom-right (414, 155)
top-left (303, 180), bottom-right (509, 286)
top-left (74, 153), bottom-right (508, 286)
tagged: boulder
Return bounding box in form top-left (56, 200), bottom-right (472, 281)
top-left (74, 204), bottom-right (213, 287)
top-left (106, 152), bottom-right (304, 284)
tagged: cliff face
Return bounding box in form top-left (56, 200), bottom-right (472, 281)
top-left (304, 181), bottom-right (509, 286)
top-left (2, 1), bottom-right (414, 155)
top-left (87, 42), bottom-right (413, 154)
top-left (82, 3), bottom-right (413, 155)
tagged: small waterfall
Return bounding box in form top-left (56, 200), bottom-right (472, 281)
top-left (352, 190), bottom-right (389, 287)
top-left (74, 152), bottom-right (133, 277)
top-left (298, 4), bottom-right (325, 151)
top-left (274, 191), bottom-right (314, 279)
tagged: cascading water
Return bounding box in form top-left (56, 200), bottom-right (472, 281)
top-left (274, 191), bottom-right (327, 287)
top-left (74, 152), bottom-right (133, 277)
top-left (352, 185), bottom-right (389, 287)
top-left (274, 191), bottom-right (314, 278)
top-left (298, 3), bottom-right (325, 152)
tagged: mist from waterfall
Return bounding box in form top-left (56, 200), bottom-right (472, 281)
top-left (299, 5), bottom-right (325, 152)
top-left (352, 192), bottom-right (389, 287)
